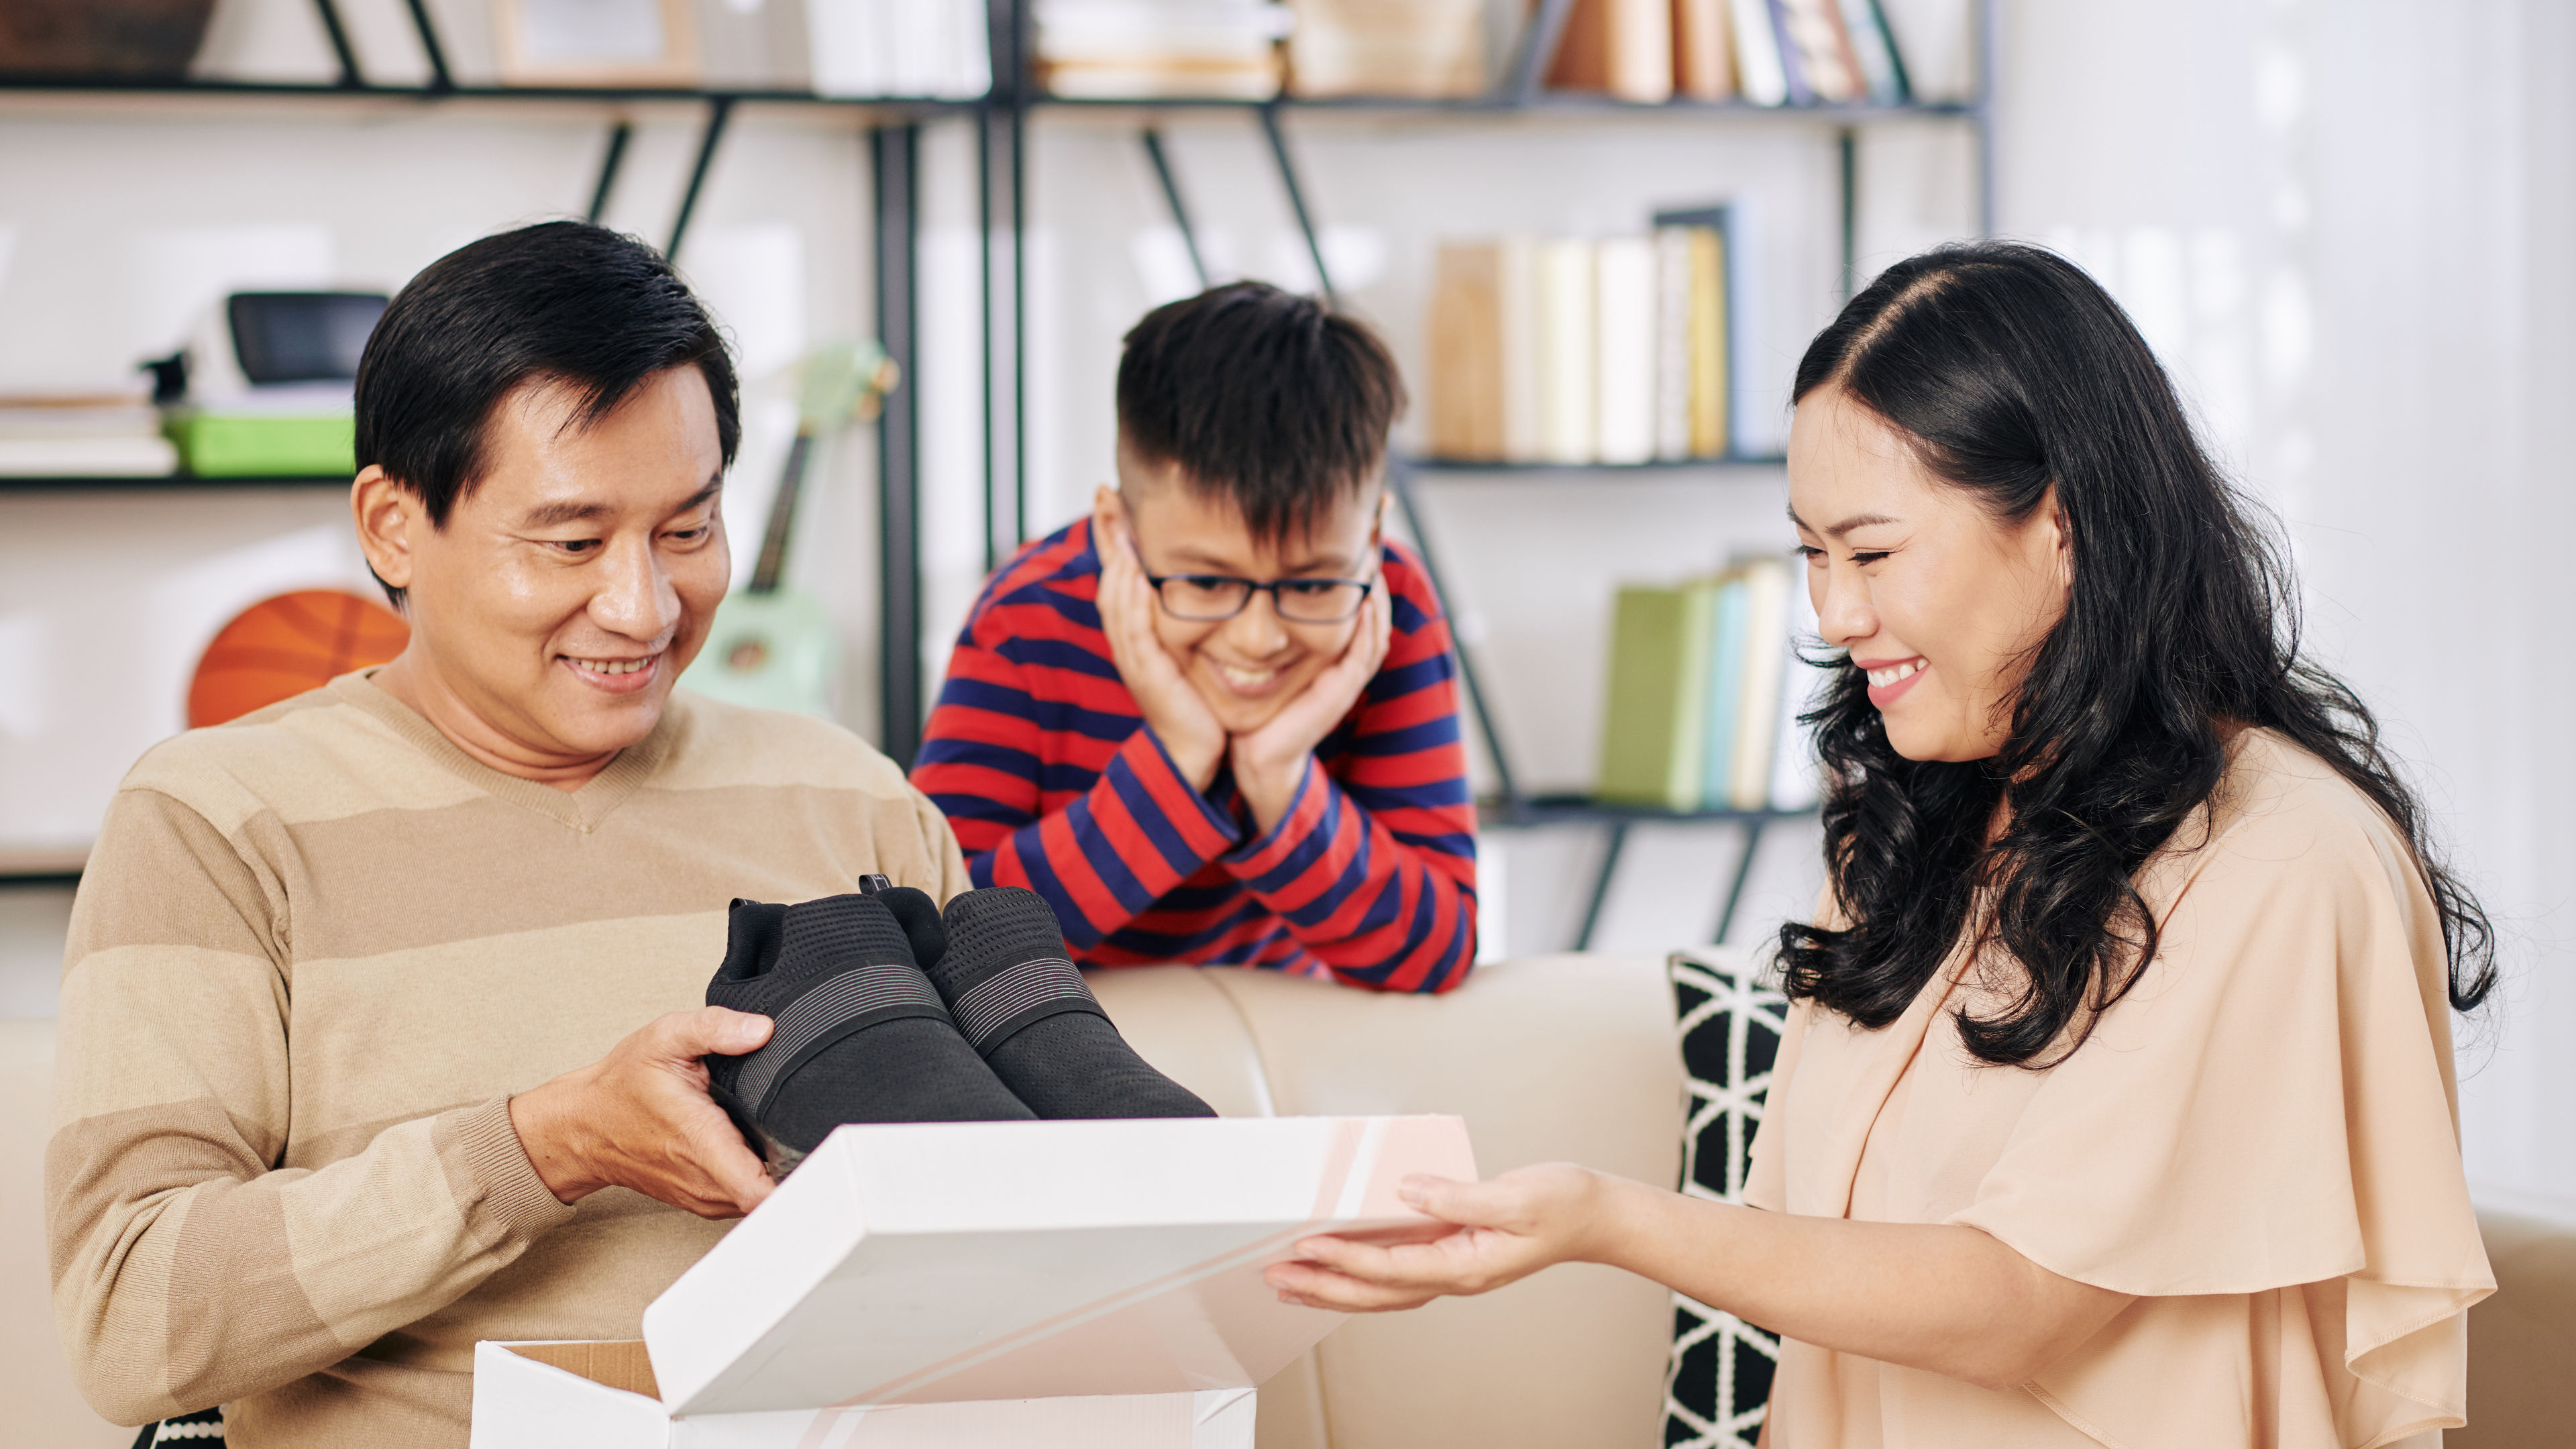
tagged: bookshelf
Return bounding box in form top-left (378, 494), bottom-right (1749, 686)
top-left (0, 2), bottom-right (1991, 930)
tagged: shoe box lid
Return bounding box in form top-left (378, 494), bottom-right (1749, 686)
top-left (637, 1114), bottom-right (1476, 1418)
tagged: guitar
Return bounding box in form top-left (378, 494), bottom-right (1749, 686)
top-left (681, 341), bottom-right (898, 716)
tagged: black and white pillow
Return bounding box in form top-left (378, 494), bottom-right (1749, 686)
top-left (1662, 947), bottom-right (1788, 1449)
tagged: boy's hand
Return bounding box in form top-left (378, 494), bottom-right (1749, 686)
top-left (1094, 503), bottom-right (1227, 791)
top-left (1232, 580), bottom-right (1391, 834)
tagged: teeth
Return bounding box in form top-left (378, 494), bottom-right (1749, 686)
top-left (1217, 663), bottom-right (1277, 691)
top-left (1866, 660), bottom-right (1923, 688)
top-left (572, 656), bottom-right (654, 676)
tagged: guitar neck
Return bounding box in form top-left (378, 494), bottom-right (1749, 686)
top-left (747, 431), bottom-right (815, 595)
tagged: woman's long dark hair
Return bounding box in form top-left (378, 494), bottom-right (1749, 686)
top-left (1776, 241), bottom-right (2494, 1066)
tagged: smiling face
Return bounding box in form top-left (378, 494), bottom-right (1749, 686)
top-left (1108, 445), bottom-right (1383, 736)
top-left (1787, 384), bottom-right (2070, 763)
top-left (356, 366), bottom-right (729, 784)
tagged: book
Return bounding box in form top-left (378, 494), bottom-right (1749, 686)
top-left (1536, 239), bottom-right (1597, 464)
top-left (1874, 0), bottom-right (1966, 101)
top-left (1546, 0), bottom-right (1675, 103)
top-left (1286, 0), bottom-right (1487, 98)
top-left (1499, 238), bottom-right (1543, 462)
top-left (1672, 0), bottom-right (1735, 101)
top-left (1764, 0), bottom-right (1813, 103)
top-left (1725, 556), bottom-right (1792, 808)
top-left (1032, 0), bottom-right (1291, 99)
top-left (1768, 559), bottom-right (1826, 810)
top-left (1652, 204), bottom-right (1734, 458)
top-left (1597, 582), bottom-right (1718, 810)
top-left (1778, 0), bottom-right (1862, 103)
top-left (1699, 571), bottom-right (1749, 808)
top-left (1654, 227), bottom-right (1693, 461)
top-left (1836, 0), bottom-right (1907, 103)
top-left (1725, 0), bottom-right (1788, 105)
top-left (1428, 242), bottom-right (1506, 461)
top-left (1593, 235), bottom-right (1658, 465)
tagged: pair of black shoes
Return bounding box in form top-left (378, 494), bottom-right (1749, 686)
top-left (702, 882), bottom-right (1214, 1177)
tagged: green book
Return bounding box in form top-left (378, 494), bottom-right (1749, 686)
top-left (1596, 582), bottom-right (1718, 810)
top-left (166, 411), bottom-right (355, 477)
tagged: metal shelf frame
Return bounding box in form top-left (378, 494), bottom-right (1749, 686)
top-left (0, 0), bottom-right (1995, 915)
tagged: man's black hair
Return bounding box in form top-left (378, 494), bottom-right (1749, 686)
top-left (1116, 281), bottom-right (1405, 543)
top-left (354, 221), bottom-right (741, 603)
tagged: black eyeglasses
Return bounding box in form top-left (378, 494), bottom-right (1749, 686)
top-left (1142, 568), bottom-right (1379, 623)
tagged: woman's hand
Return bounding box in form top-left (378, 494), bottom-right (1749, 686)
top-left (1231, 580), bottom-right (1391, 834)
top-left (1264, 1163), bottom-right (1620, 1311)
top-left (1092, 500), bottom-right (1227, 791)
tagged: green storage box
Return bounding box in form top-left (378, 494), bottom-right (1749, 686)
top-left (166, 411), bottom-right (356, 478)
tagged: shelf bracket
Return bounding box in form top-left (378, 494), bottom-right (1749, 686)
top-left (1713, 817), bottom-right (1769, 945)
top-left (1573, 820), bottom-right (1630, 952)
top-left (666, 97), bottom-right (735, 261)
top-left (1138, 129), bottom-right (1209, 290)
top-left (400, 0), bottom-right (453, 93)
top-left (1504, 0), bottom-right (1580, 105)
top-left (1837, 127), bottom-right (1858, 301)
top-left (308, 0), bottom-right (363, 89)
top-left (1387, 458), bottom-right (1523, 812)
top-left (874, 123), bottom-right (925, 767)
top-left (1256, 105), bottom-right (1335, 307)
top-left (588, 121), bottom-right (633, 225)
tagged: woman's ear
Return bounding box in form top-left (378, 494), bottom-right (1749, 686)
top-left (352, 466), bottom-right (417, 592)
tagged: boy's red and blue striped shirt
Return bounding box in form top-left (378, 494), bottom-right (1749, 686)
top-left (910, 517), bottom-right (1478, 994)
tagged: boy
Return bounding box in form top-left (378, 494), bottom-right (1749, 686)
top-left (911, 282), bottom-right (1476, 991)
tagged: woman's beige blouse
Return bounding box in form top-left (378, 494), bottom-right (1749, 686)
top-left (1744, 730), bottom-right (2493, 1449)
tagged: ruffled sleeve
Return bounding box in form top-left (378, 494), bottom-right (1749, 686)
top-left (1945, 736), bottom-right (2492, 1444)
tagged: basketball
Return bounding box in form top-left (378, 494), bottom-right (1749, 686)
top-left (187, 588), bottom-right (411, 729)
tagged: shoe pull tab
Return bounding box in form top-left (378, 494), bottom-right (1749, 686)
top-left (856, 873), bottom-right (893, 895)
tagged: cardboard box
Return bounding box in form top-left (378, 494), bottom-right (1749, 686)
top-left (472, 1114), bottom-right (1473, 1448)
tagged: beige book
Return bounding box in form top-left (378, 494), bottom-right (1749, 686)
top-left (1428, 242), bottom-right (1505, 461)
top-left (1654, 227), bottom-right (1694, 460)
top-left (1546, 0), bottom-right (1675, 103)
top-left (1672, 0), bottom-right (1735, 99)
top-left (1594, 236), bottom-right (1658, 466)
top-left (1499, 238), bottom-right (1544, 462)
top-left (1687, 225), bottom-right (1729, 457)
top-left (1727, 556), bottom-right (1791, 809)
top-left (1287, 0), bottom-right (1487, 97)
top-left (1536, 239), bottom-right (1597, 464)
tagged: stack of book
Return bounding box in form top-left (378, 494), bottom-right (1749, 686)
top-left (1597, 557), bottom-right (1819, 814)
top-left (1285, 0), bottom-right (1489, 99)
top-left (1427, 207), bottom-right (1732, 464)
top-left (0, 393), bottom-right (177, 477)
top-left (806, 0), bottom-right (993, 99)
top-left (1545, 0), bottom-right (1911, 106)
top-left (1033, 0), bottom-right (1293, 99)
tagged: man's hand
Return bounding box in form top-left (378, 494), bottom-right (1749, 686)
top-left (1263, 1163), bottom-right (1613, 1311)
top-left (1232, 580), bottom-right (1391, 834)
top-left (1093, 499), bottom-right (1227, 791)
top-left (508, 1006), bottom-right (777, 1219)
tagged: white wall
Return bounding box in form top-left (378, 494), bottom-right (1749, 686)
top-left (1996, 0), bottom-right (2576, 1207)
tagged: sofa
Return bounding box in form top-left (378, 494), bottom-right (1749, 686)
top-left (1, 951), bottom-right (2569, 1446)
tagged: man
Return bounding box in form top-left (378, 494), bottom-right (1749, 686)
top-left (910, 282), bottom-right (1477, 992)
top-left (46, 221), bottom-right (966, 1445)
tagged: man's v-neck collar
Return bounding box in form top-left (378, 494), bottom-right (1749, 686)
top-left (331, 669), bottom-right (677, 833)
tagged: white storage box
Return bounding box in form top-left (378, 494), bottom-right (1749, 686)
top-left (472, 1114), bottom-right (1474, 1448)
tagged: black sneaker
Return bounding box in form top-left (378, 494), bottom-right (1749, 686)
top-left (918, 885), bottom-right (1217, 1120)
top-left (703, 893), bottom-right (1033, 1177)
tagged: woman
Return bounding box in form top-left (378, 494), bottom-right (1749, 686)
top-left (1265, 242), bottom-right (2498, 1448)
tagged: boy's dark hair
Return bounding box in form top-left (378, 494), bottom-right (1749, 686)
top-left (1116, 281), bottom-right (1405, 542)
top-left (354, 221), bottom-right (740, 601)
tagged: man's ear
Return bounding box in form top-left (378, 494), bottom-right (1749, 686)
top-left (353, 466), bottom-right (419, 593)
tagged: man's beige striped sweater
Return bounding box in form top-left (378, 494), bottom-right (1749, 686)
top-left (47, 672), bottom-right (969, 1447)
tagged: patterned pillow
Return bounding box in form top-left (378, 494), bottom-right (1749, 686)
top-left (1662, 947), bottom-right (1789, 1449)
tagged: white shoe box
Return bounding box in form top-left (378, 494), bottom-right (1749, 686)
top-left (471, 1114), bottom-right (1474, 1448)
